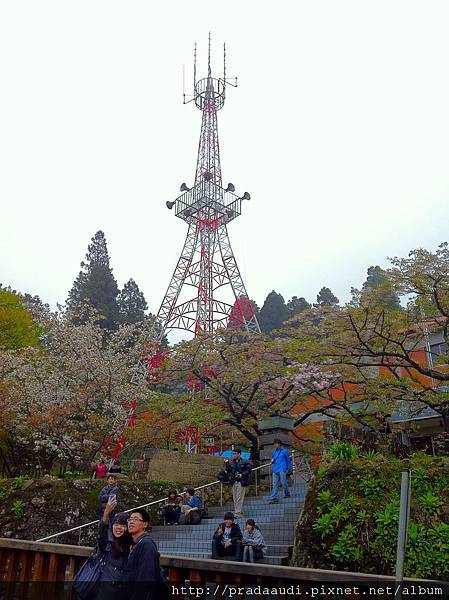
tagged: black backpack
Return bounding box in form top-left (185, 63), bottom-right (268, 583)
top-left (217, 470), bottom-right (230, 483)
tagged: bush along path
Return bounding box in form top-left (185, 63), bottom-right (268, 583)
top-left (291, 448), bottom-right (449, 581)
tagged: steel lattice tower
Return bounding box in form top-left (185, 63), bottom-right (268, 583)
top-left (155, 38), bottom-right (260, 339)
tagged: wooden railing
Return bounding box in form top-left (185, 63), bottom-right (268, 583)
top-left (0, 538), bottom-right (447, 598)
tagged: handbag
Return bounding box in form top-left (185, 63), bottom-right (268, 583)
top-left (72, 547), bottom-right (106, 600)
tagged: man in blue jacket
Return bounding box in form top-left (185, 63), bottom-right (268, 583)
top-left (268, 439), bottom-right (291, 504)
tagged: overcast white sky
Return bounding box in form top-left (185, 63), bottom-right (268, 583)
top-left (1, 1), bottom-right (449, 325)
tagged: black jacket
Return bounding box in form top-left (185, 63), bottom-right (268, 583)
top-left (213, 522), bottom-right (243, 545)
top-left (99, 485), bottom-right (119, 510)
top-left (125, 532), bottom-right (166, 600)
top-left (97, 523), bottom-right (129, 600)
top-left (225, 458), bottom-right (252, 487)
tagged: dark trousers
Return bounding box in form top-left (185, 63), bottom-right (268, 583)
top-left (163, 505), bottom-right (181, 524)
top-left (211, 539), bottom-right (242, 561)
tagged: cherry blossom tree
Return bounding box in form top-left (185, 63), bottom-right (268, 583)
top-left (159, 330), bottom-right (342, 458)
top-left (0, 307), bottom-right (153, 475)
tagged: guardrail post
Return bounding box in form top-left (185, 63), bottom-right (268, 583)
top-left (291, 449), bottom-right (296, 485)
top-left (78, 528), bottom-right (82, 545)
top-left (395, 469), bottom-right (411, 600)
top-left (220, 482), bottom-right (223, 506)
top-left (255, 468), bottom-right (258, 496)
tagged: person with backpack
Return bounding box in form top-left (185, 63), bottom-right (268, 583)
top-left (73, 498), bottom-right (131, 600)
top-left (224, 448), bottom-right (252, 517)
top-left (97, 499), bottom-right (131, 599)
top-left (268, 439), bottom-right (291, 504)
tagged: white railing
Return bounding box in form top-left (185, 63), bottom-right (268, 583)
top-left (37, 450), bottom-right (304, 544)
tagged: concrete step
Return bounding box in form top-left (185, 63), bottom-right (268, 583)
top-left (158, 541), bottom-right (291, 556)
top-left (150, 529), bottom-right (297, 544)
top-left (214, 492), bottom-right (305, 506)
top-left (150, 523), bottom-right (298, 537)
top-left (160, 550), bottom-right (289, 566)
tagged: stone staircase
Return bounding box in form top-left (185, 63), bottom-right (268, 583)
top-left (149, 482), bottom-right (307, 565)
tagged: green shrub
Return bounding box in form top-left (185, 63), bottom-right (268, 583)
top-left (295, 455), bottom-right (449, 578)
top-left (418, 490), bottom-right (442, 519)
top-left (359, 477), bottom-right (382, 499)
top-left (312, 513), bottom-right (335, 538)
top-left (152, 480), bottom-right (178, 489)
top-left (12, 500), bottom-right (25, 518)
top-left (329, 442), bottom-right (358, 461)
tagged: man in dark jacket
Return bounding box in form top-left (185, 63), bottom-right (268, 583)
top-left (125, 508), bottom-right (167, 600)
top-left (225, 449), bottom-right (252, 517)
top-left (211, 512), bottom-right (243, 561)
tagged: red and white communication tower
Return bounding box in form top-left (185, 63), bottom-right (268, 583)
top-left (131, 36), bottom-right (260, 382)
top-left (107, 38), bottom-right (260, 459)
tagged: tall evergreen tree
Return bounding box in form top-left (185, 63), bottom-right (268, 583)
top-left (259, 291), bottom-right (289, 332)
top-left (117, 278), bottom-right (148, 324)
top-left (67, 231), bottom-right (119, 329)
top-left (316, 286), bottom-right (339, 307)
top-left (287, 296), bottom-right (311, 315)
top-left (361, 265), bottom-right (401, 310)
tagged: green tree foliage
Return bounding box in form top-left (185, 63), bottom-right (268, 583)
top-left (316, 286), bottom-right (339, 307)
top-left (161, 330), bottom-right (340, 457)
top-left (0, 289), bottom-right (42, 350)
top-left (259, 290), bottom-right (289, 332)
top-left (287, 296), bottom-right (311, 316)
top-left (361, 265), bottom-right (401, 310)
top-left (67, 231), bottom-right (119, 329)
top-left (117, 278), bottom-right (148, 324)
top-left (287, 242), bottom-right (449, 434)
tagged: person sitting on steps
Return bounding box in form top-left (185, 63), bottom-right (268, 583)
top-left (242, 518), bottom-right (267, 563)
top-left (211, 512), bottom-right (243, 561)
top-left (180, 487), bottom-right (202, 524)
top-left (161, 489), bottom-right (182, 525)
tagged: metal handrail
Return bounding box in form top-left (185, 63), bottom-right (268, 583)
top-left (36, 461), bottom-right (273, 543)
top-left (36, 451), bottom-right (297, 543)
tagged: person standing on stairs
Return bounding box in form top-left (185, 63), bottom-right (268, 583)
top-left (224, 448), bottom-right (252, 517)
top-left (268, 439), bottom-right (291, 504)
top-left (98, 474), bottom-right (119, 522)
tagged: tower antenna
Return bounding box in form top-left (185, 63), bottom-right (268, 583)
top-left (223, 42), bottom-right (226, 99)
top-left (194, 41), bottom-right (197, 88)
top-left (208, 31), bottom-right (211, 76)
